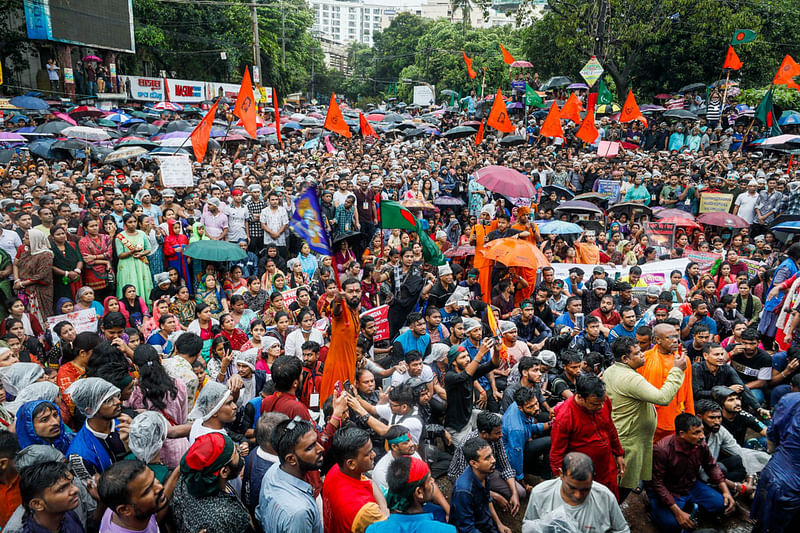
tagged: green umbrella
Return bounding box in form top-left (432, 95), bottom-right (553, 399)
top-left (184, 241), bottom-right (247, 262)
top-left (96, 118), bottom-right (117, 127)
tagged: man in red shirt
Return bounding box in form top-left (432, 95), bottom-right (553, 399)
top-left (323, 427), bottom-right (388, 532)
top-left (299, 341), bottom-right (324, 413)
top-left (589, 295), bottom-right (621, 337)
top-left (550, 372), bottom-right (626, 501)
top-left (261, 356), bottom-right (311, 420)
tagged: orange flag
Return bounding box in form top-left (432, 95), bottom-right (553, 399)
top-left (463, 51), bottom-right (477, 79)
top-left (475, 120), bottom-right (485, 145)
top-left (723, 45), bottom-right (743, 70)
top-left (774, 55), bottom-right (800, 90)
top-left (359, 112), bottom-right (377, 138)
top-left (233, 66), bottom-right (258, 138)
top-left (190, 100), bottom-right (218, 162)
top-left (539, 101), bottom-right (564, 138)
top-left (487, 88), bottom-right (514, 133)
top-left (619, 89), bottom-right (648, 127)
top-left (272, 88), bottom-right (283, 149)
top-left (324, 93), bottom-right (351, 138)
top-left (576, 105), bottom-right (599, 144)
top-left (499, 44), bottom-right (515, 65)
top-left (560, 93), bottom-right (583, 123)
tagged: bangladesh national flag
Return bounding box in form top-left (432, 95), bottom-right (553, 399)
top-left (755, 89), bottom-right (782, 136)
top-left (525, 83), bottom-right (545, 108)
top-left (731, 29), bottom-right (757, 46)
top-left (379, 201), bottom-right (446, 265)
top-left (598, 79), bottom-right (613, 105)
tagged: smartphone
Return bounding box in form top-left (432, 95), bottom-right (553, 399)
top-left (344, 379), bottom-right (352, 394)
top-left (334, 380), bottom-right (341, 396)
top-left (575, 313), bottom-right (585, 330)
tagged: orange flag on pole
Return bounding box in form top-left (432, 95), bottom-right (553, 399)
top-left (540, 101), bottom-right (564, 138)
top-left (190, 100), bottom-right (218, 162)
top-left (475, 120), bottom-right (485, 146)
top-left (774, 55), bottom-right (800, 90)
top-left (463, 51), bottom-right (477, 79)
top-left (487, 88), bottom-right (514, 133)
top-left (723, 45), bottom-right (743, 70)
top-left (576, 105), bottom-right (599, 144)
top-left (359, 112), bottom-right (377, 138)
top-left (619, 89), bottom-right (648, 127)
top-left (499, 44), bottom-right (515, 65)
top-left (324, 93), bottom-right (352, 138)
top-left (272, 88), bottom-right (283, 149)
top-left (233, 66), bottom-right (258, 138)
top-left (560, 93), bottom-right (583, 123)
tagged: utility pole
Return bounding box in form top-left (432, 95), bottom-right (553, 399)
top-left (251, 3), bottom-right (261, 75)
top-left (280, 0), bottom-right (286, 68)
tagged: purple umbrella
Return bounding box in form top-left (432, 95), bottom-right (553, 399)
top-left (161, 131), bottom-right (190, 140)
top-left (567, 83), bottom-right (589, 90)
top-left (475, 166), bottom-right (536, 197)
top-left (554, 200), bottom-right (604, 214)
top-left (256, 127), bottom-right (276, 136)
top-left (0, 133), bottom-right (27, 142)
top-left (210, 128), bottom-right (228, 138)
top-left (506, 102), bottom-right (524, 109)
top-left (433, 196), bottom-right (465, 206)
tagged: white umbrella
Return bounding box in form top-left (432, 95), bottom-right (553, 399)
top-left (62, 126), bottom-right (111, 141)
top-left (105, 146), bottom-right (148, 163)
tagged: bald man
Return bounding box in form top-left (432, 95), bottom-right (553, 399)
top-left (637, 324), bottom-right (695, 443)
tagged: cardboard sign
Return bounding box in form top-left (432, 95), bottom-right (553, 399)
top-left (157, 155), bottom-right (193, 188)
top-left (699, 192), bottom-right (734, 213)
top-left (580, 56), bottom-right (604, 87)
top-left (646, 222), bottom-right (676, 254)
top-left (281, 286), bottom-right (306, 308)
top-left (360, 305), bottom-right (390, 341)
top-left (596, 180), bottom-right (621, 201)
top-left (63, 68), bottom-right (73, 84)
top-left (597, 141), bottom-right (620, 157)
top-left (684, 250), bottom-right (722, 270)
top-left (46, 308), bottom-right (98, 337)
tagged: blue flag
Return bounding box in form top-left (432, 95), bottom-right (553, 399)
top-left (290, 185), bottom-right (331, 255)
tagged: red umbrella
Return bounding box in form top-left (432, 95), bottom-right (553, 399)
top-left (658, 217), bottom-right (703, 231)
top-left (511, 60), bottom-right (534, 68)
top-left (68, 106), bottom-right (104, 118)
top-left (697, 212), bottom-right (749, 228)
top-left (653, 208), bottom-right (695, 220)
top-left (444, 245), bottom-right (475, 258)
top-left (366, 113), bottom-right (384, 121)
top-left (655, 93), bottom-right (674, 99)
top-left (475, 165), bottom-right (536, 197)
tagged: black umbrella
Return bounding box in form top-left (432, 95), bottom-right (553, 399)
top-left (541, 185), bottom-right (575, 199)
top-left (332, 231), bottom-right (361, 248)
top-left (402, 128), bottom-right (426, 138)
top-left (663, 109), bottom-right (698, 120)
top-left (539, 76), bottom-right (573, 91)
top-left (129, 123), bottom-right (161, 136)
top-left (52, 138), bottom-right (91, 151)
top-left (34, 121), bottom-right (72, 134)
top-left (499, 135), bottom-right (525, 146)
top-left (577, 219), bottom-right (605, 233)
top-left (166, 120), bottom-right (193, 133)
top-left (608, 202), bottom-right (652, 218)
top-left (678, 82), bottom-right (705, 94)
top-left (0, 149), bottom-right (15, 164)
top-left (442, 126), bottom-right (477, 139)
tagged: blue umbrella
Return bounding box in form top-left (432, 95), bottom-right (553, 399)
top-left (779, 114), bottom-right (800, 126)
top-left (106, 113), bottom-right (132, 123)
top-left (538, 221), bottom-right (584, 234)
top-left (28, 138), bottom-right (63, 159)
top-left (121, 118), bottom-right (145, 126)
top-left (771, 221), bottom-right (800, 233)
top-left (9, 95), bottom-right (49, 110)
top-left (282, 121), bottom-right (301, 130)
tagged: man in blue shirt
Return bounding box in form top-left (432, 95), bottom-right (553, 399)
top-left (450, 437), bottom-right (512, 533)
top-left (609, 306), bottom-right (638, 342)
top-left (502, 387), bottom-right (551, 481)
top-left (554, 296), bottom-right (582, 331)
top-left (257, 416), bottom-right (324, 533)
top-left (366, 456), bottom-right (455, 533)
top-left (680, 300), bottom-right (718, 341)
top-left (392, 312), bottom-right (432, 365)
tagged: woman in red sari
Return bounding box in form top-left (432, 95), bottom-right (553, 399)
top-left (78, 218), bottom-right (114, 300)
top-left (13, 229), bottom-right (54, 330)
top-left (218, 313), bottom-right (249, 351)
top-left (162, 219), bottom-right (192, 293)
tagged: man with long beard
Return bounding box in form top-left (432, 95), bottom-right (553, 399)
top-left (320, 278), bottom-right (362, 401)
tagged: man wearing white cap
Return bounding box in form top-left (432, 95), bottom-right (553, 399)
top-left (429, 264), bottom-right (456, 309)
top-left (733, 179), bottom-right (759, 224)
top-left (188, 381), bottom-right (240, 446)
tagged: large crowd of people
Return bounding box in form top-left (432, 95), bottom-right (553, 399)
top-left (0, 94), bottom-right (798, 533)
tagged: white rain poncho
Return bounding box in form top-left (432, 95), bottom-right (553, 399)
top-left (66, 377), bottom-right (120, 417)
top-left (15, 444), bottom-right (65, 469)
top-left (236, 348), bottom-right (259, 370)
top-left (0, 363), bottom-right (44, 395)
top-left (424, 343), bottom-right (450, 365)
top-left (7, 381), bottom-right (60, 415)
top-left (187, 381), bottom-right (231, 422)
top-left (129, 411), bottom-right (169, 463)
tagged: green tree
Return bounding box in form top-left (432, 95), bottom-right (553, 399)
top-left (0, 0), bottom-right (34, 83)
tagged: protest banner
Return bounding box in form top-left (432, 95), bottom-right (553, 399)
top-left (641, 272), bottom-right (667, 285)
top-left (360, 305), bottom-right (390, 341)
top-left (281, 286), bottom-right (306, 308)
top-left (550, 258), bottom-right (691, 291)
top-left (699, 192), bottom-right (734, 213)
top-left (157, 155), bottom-right (193, 187)
top-left (645, 222), bottom-right (676, 253)
top-left (596, 180), bottom-right (621, 201)
top-left (46, 308), bottom-right (98, 337)
top-left (684, 250), bottom-right (723, 270)
top-left (597, 141), bottom-right (620, 157)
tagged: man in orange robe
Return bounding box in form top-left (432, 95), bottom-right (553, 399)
top-left (637, 323), bottom-right (695, 443)
top-left (470, 206), bottom-right (497, 304)
top-left (319, 277), bottom-right (361, 402)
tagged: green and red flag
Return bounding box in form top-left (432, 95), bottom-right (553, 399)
top-left (597, 79), bottom-right (613, 105)
top-left (379, 201), bottom-right (445, 265)
top-left (525, 83), bottom-right (545, 108)
top-left (731, 30), bottom-right (756, 46)
top-left (755, 88), bottom-right (782, 136)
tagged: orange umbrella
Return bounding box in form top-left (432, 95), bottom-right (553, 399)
top-left (482, 238), bottom-right (550, 270)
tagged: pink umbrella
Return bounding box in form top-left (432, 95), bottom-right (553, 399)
top-left (697, 212), bottom-right (748, 228)
top-left (53, 112), bottom-right (77, 126)
top-left (152, 102), bottom-right (183, 112)
top-left (653, 208), bottom-right (696, 220)
top-left (475, 165), bottom-right (536, 197)
top-left (68, 106), bottom-right (104, 118)
top-left (511, 60), bottom-right (533, 68)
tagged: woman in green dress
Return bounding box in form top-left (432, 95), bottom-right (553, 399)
top-left (0, 248), bottom-right (13, 322)
top-left (115, 213), bottom-right (153, 303)
top-left (195, 273), bottom-right (227, 320)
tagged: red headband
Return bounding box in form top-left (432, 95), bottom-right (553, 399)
top-left (407, 457), bottom-right (429, 484)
